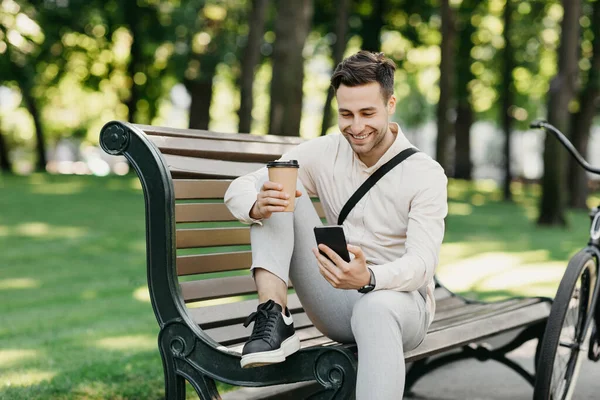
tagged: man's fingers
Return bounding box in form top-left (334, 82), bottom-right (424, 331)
top-left (265, 206), bottom-right (286, 213)
top-left (314, 247), bottom-right (344, 278)
top-left (295, 190), bottom-right (302, 197)
top-left (317, 262), bottom-right (339, 287)
top-left (347, 244), bottom-right (365, 261)
top-left (318, 244), bottom-right (345, 267)
top-left (265, 190), bottom-right (289, 199)
top-left (262, 181), bottom-right (283, 191)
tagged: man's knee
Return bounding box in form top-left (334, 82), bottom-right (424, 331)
top-left (351, 291), bottom-right (401, 333)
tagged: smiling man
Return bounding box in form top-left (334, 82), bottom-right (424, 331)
top-left (225, 51), bottom-right (448, 399)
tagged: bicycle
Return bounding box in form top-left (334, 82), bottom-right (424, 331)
top-left (530, 120), bottom-right (600, 400)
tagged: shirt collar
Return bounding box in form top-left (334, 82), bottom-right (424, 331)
top-left (354, 122), bottom-right (414, 173)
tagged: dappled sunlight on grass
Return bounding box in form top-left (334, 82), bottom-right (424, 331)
top-left (0, 278), bottom-right (40, 290)
top-left (0, 350), bottom-right (39, 368)
top-left (448, 202), bottom-right (472, 216)
top-left (476, 262), bottom-right (565, 292)
top-left (1, 222), bottom-right (89, 239)
top-left (437, 249), bottom-right (566, 299)
top-left (95, 335), bottom-right (156, 351)
top-left (29, 181), bottom-right (86, 195)
top-left (133, 286), bottom-right (151, 302)
top-left (1, 369), bottom-right (56, 388)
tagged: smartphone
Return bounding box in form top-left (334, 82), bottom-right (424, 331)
top-left (313, 225), bottom-right (351, 263)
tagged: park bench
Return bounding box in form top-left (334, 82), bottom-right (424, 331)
top-left (99, 121), bottom-right (553, 399)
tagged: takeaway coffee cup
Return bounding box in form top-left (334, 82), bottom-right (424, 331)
top-left (267, 160), bottom-right (299, 212)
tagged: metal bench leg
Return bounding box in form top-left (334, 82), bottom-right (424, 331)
top-left (161, 351), bottom-right (187, 400)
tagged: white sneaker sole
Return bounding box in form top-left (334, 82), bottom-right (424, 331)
top-left (240, 334), bottom-right (300, 368)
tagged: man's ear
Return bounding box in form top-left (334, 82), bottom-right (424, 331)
top-left (387, 95), bottom-right (397, 115)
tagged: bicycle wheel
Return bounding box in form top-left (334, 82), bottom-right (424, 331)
top-left (533, 249), bottom-right (598, 400)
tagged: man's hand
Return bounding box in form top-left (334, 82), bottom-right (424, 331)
top-left (250, 181), bottom-right (302, 220)
top-left (312, 244), bottom-right (371, 290)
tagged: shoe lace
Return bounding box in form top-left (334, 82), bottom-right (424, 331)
top-left (243, 300), bottom-right (280, 341)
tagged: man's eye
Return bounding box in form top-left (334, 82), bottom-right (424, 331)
top-left (341, 113), bottom-right (352, 118)
top-left (363, 113), bottom-right (374, 117)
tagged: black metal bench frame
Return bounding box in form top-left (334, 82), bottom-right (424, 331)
top-left (100, 121), bottom-right (554, 400)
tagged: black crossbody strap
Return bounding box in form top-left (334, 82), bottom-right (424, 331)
top-left (337, 147), bottom-right (419, 226)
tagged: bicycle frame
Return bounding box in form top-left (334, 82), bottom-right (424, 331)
top-left (531, 120), bottom-right (600, 357)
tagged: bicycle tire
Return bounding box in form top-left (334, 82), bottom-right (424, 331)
top-left (533, 249), bottom-right (598, 400)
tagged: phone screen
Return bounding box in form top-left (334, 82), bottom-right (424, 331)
top-left (313, 226), bottom-right (351, 263)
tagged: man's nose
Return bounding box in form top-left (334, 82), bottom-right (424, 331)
top-left (350, 117), bottom-right (365, 133)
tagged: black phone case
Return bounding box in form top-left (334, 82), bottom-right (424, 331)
top-left (313, 226), bottom-right (351, 263)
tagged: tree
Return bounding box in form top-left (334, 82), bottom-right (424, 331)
top-left (238, 0), bottom-right (270, 133)
top-left (538, 0), bottom-right (582, 226)
top-left (320, 0), bottom-right (350, 136)
top-left (0, 128), bottom-right (12, 174)
top-left (436, 0), bottom-right (456, 173)
top-left (501, 0), bottom-right (515, 201)
top-left (360, 0), bottom-right (386, 52)
top-left (0, 4), bottom-right (47, 171)
top-left (268, 0), bottom-right (313, 136)
top-left (569, 0), bottom-right (600, 209)
top-left (454, 0), bottom-right (477, 180)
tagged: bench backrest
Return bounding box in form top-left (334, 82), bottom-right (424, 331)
top-left (140, 125), bottom-right (323, 309)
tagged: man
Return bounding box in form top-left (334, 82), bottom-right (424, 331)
top-left (225, 50), bottom-right (448, 399)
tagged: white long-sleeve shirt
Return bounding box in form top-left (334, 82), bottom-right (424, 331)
top-left (224, 122), bottom-right (448, 324)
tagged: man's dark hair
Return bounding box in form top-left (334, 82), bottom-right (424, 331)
top-left (330, 50), bottom-right (396, 102)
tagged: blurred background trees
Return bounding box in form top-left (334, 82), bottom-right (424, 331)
top-left (1, 0), bottom-right (599, 227)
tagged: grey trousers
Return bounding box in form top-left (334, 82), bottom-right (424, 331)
top-left (250, 180), bottom-right (429, 400)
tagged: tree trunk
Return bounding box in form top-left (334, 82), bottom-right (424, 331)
top-left (125, 1), bottom-right (142, 123)
top-left (187, 78), bottom-right (215, 130)
top-left (538, 0), bottom-right (581, 226)
top-left (238, 0), bottom-right (269, 133)
top-left (320, 0), bottom-right (350, 137)
top-left (436, 0), bottom-right (456, 173)
top-left (20, 88), bottom-right (47, 172)
top-left (568, 0), bottom-right (600, 210)
top-left (502, 0), bottom-right (514, 201)
top-left (268, 0), bottom-right (314, 136)
top-left (453, 0), bottom-right (476, 180)
top-left (0, 128), bottom-right (12, 174)
top-left (360, 0), bottom-right (385, 52)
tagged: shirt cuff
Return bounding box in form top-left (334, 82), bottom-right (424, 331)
top-left (238, 196), bottom-right (264, 226)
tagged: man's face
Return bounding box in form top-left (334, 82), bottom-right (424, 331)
top-left (336, 82), bottom-right (396, 162)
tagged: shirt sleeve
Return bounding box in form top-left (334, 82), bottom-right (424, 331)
top-left (369, 163), bottom-right (448, 292)
top-left (224, 135), bottom-right (335, 224)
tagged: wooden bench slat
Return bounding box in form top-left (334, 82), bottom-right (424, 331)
top-left (176, 203), bottom-right (236, 222)
top-left (429, 298), bottom-right (544, 332)
top-left (177, 227), bottom-right (251, 249)
top-left (180, 275), bottom-right (290, 303)
top-left (176, 202), bottom-right (326, 223)
top-left (150, 135), bottom-right (295, 163)
top-left (136, 124), bottom-right (305, 145)
top-left (404, 301), bottom-right (551, 361)
top-left (174, 179), bottom-right (232, 199)
top-left (164, 154), bottom-right (264, 179)
top-left (432, 298), bottom-right (528, 324)
top-left (188, 294), bottom-right (303, 329)
top-left (177, 252), bottom-right (252, 275)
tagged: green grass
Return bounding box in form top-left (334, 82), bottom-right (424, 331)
top-left (0, 174), bottom-right (596, 399)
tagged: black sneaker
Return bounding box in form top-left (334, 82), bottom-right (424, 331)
top-left (240, 299), bottom-right (300, 368)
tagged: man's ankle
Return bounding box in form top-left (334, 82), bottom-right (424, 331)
top-left (258, 297), bottom-right (286, 310)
